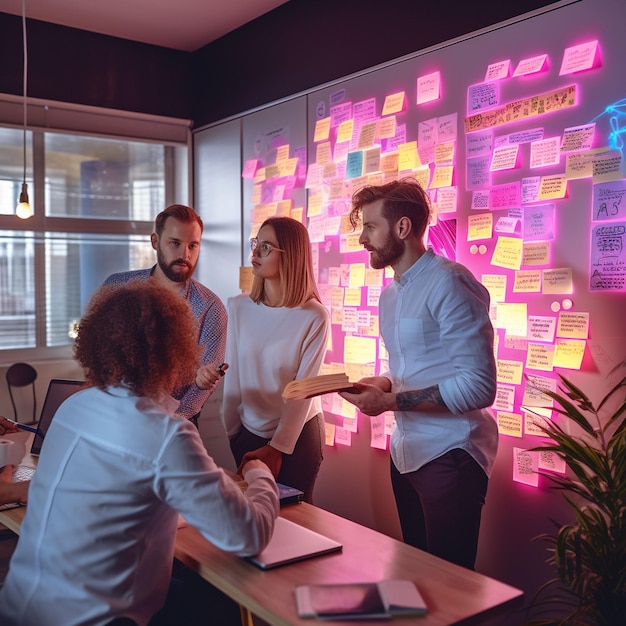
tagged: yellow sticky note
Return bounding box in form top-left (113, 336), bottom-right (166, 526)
top-left (481, 274), bottom-right (507, 303)
top-left (377, 116), bottom-right (397, 139)
top-left (365, 268), bottom-right (383, 287)
top-left (557, 312), bottom-right (589, 339)
top-left (344, 335), bottom-right (377, 364)
top-left (341, 233), bottom-right (363, 253)
top-left (254, 167), bottom-right (266, 183)
top-left (382, 91), bottom-right (406, 116)
top-left (276, 199), bottom-right (292, 217)
top-left (430, 165), bottom-right (453, 189)
top-left (468, 213), bottom-right (493, 241)
top-left (553, 339), bottom-right (586, 369)
top-left (526, 342), bottom-right (555, 371)
top-left (291, 207), bottom-right (304, 223)
top-left (542, 268), bottom-right (573, 294)
top-left (314, 117), bottom-right (331, 142)
top-left (495, 302), bottom-right (527, 337)
top-left (538, 174), bottom-right (567, 199)
top-left (336, 119), bottom-right (354, 143)
top-left (524, 410), bottom-right (551, 437)
top-left (513, 270), bottom-right (541, 293)
top-left (316, 141), bottom-right (332, 164)
top-left (435, 141), bottom-right (455, 165)
top-left (491, 236), bottom-right (523, 270)
top-left (324, 422), bottom-right (336, 446)
top-left (251, 185), bottom-right (263, 206)
top-left (308, 193), bottom-right (323, 217)
top-left (398, 142), bottom-right (419, 171)
top-left (278, 158), bottom-right (298, 177)
top-left (264, 164), bottom-right (280, 180)
top-left (275, 145), bottom-right (290, 162)
top-left (412, 165), bottom-right (430, 190)
top-left (239, 266), bottom-right (253, 292)
top-left (349, 263), bottom-right (366, 287)
top-left (496, 359), bottom-right (524, 385)
top-left (380, 152), bottom-right (399, 173)
top-left (497, 411), bottom-right (523, 437)
top-left (358, 122), bottom-right (377, 149)
top-left (522, 241), bottom-right (550, 266)
top-left (343, 287), bottom-right (362, 306)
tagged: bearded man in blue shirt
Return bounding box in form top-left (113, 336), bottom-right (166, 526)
top-left (104, 204), bottom-right (227, 426)
top-left (340, 177), bottom-right (498, 570)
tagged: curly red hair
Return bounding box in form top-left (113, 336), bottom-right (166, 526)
top-left (74, 282), bottom-right (200, 400)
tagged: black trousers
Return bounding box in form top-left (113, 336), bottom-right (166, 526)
top-left (148, 559), bottom-right (241, 626)
top-left (390, 448), bottom-right (488, 570)
top-left (230, 414), bottom-right (324, 503)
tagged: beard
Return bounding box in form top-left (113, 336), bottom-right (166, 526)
top-left (156, 247), bottom-right (196, 283)
top-left (367, 232), bottom-right (403, 269)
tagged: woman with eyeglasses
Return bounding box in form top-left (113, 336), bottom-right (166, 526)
top-left (198, 216), bottom-right (329, 503)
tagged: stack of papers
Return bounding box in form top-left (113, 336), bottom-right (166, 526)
top-left (282, 373), bottom-right (356, 400)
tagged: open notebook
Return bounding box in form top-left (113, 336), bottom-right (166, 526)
top-left (247, 517), bottom-right (342, 570)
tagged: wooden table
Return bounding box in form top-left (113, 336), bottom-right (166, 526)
top-left (174, 502), bottom-right (523, 626)
top-left (1, 502), bottom-right (523, 625)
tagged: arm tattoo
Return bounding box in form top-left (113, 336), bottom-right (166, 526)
top-left (396, 385), bottom-right (446, 411)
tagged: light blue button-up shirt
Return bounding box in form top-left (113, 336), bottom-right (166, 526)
top-left (380, 249), bottom-right (499, 476)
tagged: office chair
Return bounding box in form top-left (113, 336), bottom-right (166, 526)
top-left (6, 362), bottom-right (38, 425)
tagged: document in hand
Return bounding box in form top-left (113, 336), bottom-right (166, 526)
top-left (282, 373), bottom-right (357, 400)
top-left (295, 579), bottom-right (427, 620)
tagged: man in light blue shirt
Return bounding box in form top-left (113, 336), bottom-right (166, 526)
top-left (340, 178), bottom-right (498, 570)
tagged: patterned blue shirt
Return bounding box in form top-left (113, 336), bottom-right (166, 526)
top-left (103, 267), bottom-right (227, 419)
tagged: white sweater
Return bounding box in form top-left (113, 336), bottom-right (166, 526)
top-left (222, 295), bottom-right (330, 454)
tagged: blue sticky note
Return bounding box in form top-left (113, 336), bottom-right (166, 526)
top-left (346, 151), bottom-right (364, 179)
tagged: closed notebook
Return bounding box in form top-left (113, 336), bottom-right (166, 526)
top-left (247, 517), bottom-right (342, 570)
top-left (295, 579), bottom-right (427, 620)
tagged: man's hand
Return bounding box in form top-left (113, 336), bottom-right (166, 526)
top-left (238, 445), bottom-right (283, 479)
top-left (195, 362), bottom-right (228, 390)
top-left (339, 382), bottom-right (395, 416)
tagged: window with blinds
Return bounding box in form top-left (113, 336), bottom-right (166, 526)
top-left (0, 117), bottom-right (189, 359)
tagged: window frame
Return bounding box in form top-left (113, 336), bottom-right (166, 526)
top-left (0, 96), bottom-right (192, 364)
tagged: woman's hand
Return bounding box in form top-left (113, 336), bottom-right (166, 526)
top-left (0, 465), bottom-right (30, 506)
top-left (195, 362), bottom-right (228, 390)
top-left (0, 416), bottom-right (19, 436)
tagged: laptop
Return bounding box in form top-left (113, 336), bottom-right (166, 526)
top-left (247, 517), bottom-right (342, 570)
top-left (0, 379), bottom-right (84, 511)
top-left (29, 379), bottom-right (85, 455)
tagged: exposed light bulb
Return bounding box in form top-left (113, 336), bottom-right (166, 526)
top-left (16, 182), bottom-right (32, 219)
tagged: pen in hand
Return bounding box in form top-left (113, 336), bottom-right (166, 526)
top-left (4, 418), bottom-right (42, 437)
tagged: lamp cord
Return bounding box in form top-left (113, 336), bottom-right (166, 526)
top-left (22, 0), bottom-right (28, 185)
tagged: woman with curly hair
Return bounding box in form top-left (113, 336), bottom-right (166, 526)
top-left (0, 282), bottom-right (279, 626)
top-left (198, 217), bottom-right (330, 503)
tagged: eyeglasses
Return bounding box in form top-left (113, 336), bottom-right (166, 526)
top-left (249, 238), bottom-right (286, 257)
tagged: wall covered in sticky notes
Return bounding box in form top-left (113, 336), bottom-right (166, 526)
top-left (195, 0), bottom-right (626, 599)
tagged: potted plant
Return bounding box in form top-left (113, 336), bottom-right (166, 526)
top-left (525, 363), bottom-right (626, 625)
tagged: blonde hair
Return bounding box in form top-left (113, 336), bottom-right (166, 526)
top-left (249, 217), bottom-right (320, 308)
